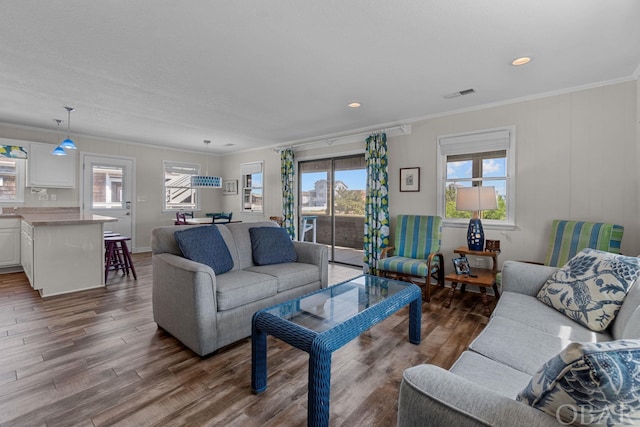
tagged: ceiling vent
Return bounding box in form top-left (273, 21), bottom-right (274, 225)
top-left (444, 88), bottom-right (476, 99)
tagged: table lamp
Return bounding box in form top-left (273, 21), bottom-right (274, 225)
top-left (456, 186), bottom-right (497, 251)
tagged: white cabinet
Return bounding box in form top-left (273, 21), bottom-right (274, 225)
top-left (26, 142), bottom-right (77, 188)
top-left (0, 218), bottom-right (21, 267)
top-left (20, 221), bottom-right (33, 286)
top-left (21, 220), bottom-right (105, 296)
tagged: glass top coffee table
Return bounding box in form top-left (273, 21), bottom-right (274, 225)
top-left (251, 274), bottom-right (422, 427)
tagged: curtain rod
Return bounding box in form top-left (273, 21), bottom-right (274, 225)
top-left (272, 124), bottom-right (411, 153)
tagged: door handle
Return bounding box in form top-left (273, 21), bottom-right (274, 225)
top-left (126, 201), bottom-right (131, 209)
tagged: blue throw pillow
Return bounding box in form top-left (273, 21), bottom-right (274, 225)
top-left (174, 226), bottom-right (234, 275)
top-left (517, 340), bottom-right (640, 426)
top-left (249, 226), bottom-right (297, 266)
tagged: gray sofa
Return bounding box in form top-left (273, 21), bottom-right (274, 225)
top-left (398, 260), bottom-right (640, 426)
top-left (151, 221), bottom-right (328, 356)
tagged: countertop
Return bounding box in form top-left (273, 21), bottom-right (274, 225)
top-left (0, 208), bottom-right (117, 226)
top-left (19, 213), bottom-right (118, 226)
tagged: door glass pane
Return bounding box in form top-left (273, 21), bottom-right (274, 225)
top-left (299, 160), bottom-right (332, 262)
top-left (300, 160), bottom-right (331, 216)
top-left (333, 156), bottom-right (366, 267)
top-left (334, 158), bottom-right (366, 215)
top-left (92, 164), bottom-right (124, 209)
top-left (299, 156), bottom-right (365, 267)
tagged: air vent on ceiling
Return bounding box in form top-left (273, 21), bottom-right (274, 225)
top-left (444, 88), bottom-right (476, 99)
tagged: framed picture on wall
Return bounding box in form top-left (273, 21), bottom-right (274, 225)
top-left (400, 167), bottom-right (420, 192)
top-left (222, 180), bottom-right (238, 195)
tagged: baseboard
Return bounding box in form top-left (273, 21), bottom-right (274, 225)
top-left (0, 265), bottom-right (24, 274)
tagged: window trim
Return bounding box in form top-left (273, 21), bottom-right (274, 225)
top-left (436, 126), bottom-right (516, 230)
top-left (162, 160), bottom-right (201, 212)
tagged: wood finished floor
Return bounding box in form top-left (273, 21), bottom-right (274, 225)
top-left (0, 253), bottom-right (494, 426)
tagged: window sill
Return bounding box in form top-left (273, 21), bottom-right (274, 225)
top-left (443, 219), bottom-right (516, 231)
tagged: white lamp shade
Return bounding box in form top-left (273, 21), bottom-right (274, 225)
top-left (456, 186), bottom-right (497, 211)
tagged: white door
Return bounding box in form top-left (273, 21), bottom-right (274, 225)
top-left (82, 154), bottom-right (135, 247)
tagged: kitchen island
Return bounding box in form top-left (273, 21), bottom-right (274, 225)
top-left (9, 208), bottom-right (118, 297)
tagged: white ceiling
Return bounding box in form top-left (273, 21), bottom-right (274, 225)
top-left (1, 1), bottom-right (639, 154)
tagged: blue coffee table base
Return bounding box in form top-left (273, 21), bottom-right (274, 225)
top-left (251, 276), bottom-right (421, 427)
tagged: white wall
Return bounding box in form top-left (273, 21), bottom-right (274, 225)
top-left (390, 80), bottom-right (638, 267)
top-left (228, 80), bottom-right (638, 269)
top-left (219, 147), bottom-right (284, 223)
top-left (0, 124), bottom-right (222, 251)
top-left (2, 79), bottom-right (637, 261)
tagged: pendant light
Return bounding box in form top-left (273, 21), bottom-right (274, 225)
top-left (59, 106), bottom-right (77, 150)
top-left (52, 119), bottom-right (67, 156)
top-left (191, 140), bottom-right (222, 188)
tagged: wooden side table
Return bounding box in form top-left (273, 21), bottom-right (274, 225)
top-left (444, 247), bottom-right (500, 316)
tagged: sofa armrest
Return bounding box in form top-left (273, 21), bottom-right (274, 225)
top-left (398, 365), bottom-right (559, 427)
top-left (292, 241), bottom-right (328, 288)
top-left (501, 260), bottom-right (558, 297)
top-left (152, 252), bottom-right (219, 356)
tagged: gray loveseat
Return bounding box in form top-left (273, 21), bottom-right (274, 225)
top-left (398, 260), bottom-right (640, 426)
top-left (151, 221), bottom-right (328, 356)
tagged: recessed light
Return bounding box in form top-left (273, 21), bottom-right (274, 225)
top-left (348, 102), bottom-right (361, 108)
top-left (511, 56), bottom-right (532, 66)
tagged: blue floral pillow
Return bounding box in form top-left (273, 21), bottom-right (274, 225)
top-left (249, 226), bottom-right (297, 266)
top-left (537, 249), bottom-right (640, 331)
top-left (517, 340), bottom-right (640, 426)
top-left (174, 225), bottom-right (234, 275)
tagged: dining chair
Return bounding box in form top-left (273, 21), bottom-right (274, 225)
top-left (207, 212), bottom-right (233, 223)
top-left (175, 212), bottom-right (188, 225)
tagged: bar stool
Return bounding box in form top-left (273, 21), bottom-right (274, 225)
top-left (103, 232), bottom-right (121, 264)
top-left (104, 236), bottom-right (137, 282)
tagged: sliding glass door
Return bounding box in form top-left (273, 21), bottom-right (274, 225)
top-left (298, 154), bottom-right (366, 267)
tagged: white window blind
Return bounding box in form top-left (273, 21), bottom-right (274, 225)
top-left (439, 129), bottom-right (511, 156)
top-left (240, 162), bottom-right (262, 175)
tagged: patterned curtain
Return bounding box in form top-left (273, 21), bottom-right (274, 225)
top-left (280, 148), bottom-right (296, 239)
top-left (364, 133), bottom-right (390, 274)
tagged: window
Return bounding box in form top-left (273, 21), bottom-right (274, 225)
top-left (241, 161), bottom-right (263, 213)
top-left (163, 161), bottom-right (200, 211)
top-left (437, 127), bottom-right (515, 228)
top-left (0, 158), bottom-right (25, 204)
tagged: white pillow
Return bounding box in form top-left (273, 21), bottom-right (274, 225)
top-left (537, 249), bottom-right (640, 331)
top-left (517, 340), bottom-right (640, 426)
